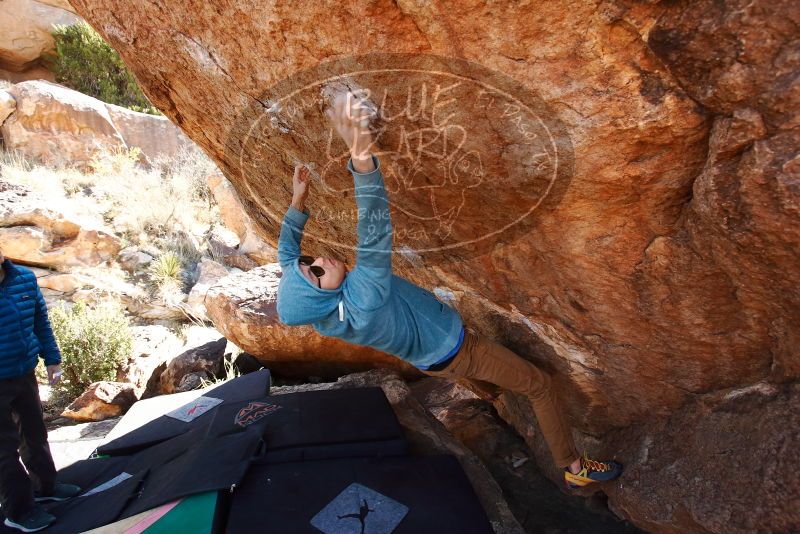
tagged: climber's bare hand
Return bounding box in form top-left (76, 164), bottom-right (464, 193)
top-left (325, 90), bottom-right (375, 164)
top-left (291, 163), bottom-right (310, 211)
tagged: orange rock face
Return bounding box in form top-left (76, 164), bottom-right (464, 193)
top-left (68, 0), bottom-right (798, 530)
top-left (69, 0), bottom-right (798, 429)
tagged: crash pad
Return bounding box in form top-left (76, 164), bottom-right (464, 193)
top-left (97, 370), bottom-right (271, 456)
top-left (210, 387), bottom-right (408, 462)
top-left (226, 455), bottom-right (494, 534)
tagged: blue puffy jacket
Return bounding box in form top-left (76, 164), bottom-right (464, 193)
top-left (0, 259), bottom-right (61, 379)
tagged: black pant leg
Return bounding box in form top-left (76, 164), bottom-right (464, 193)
top-left (13, 373), bottom-right (56, 495)
top-left (0, 376), bottom-right (35, 519)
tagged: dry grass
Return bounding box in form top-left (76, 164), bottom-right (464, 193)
top-left (1, 145), bottom-right (224, 328)
top-left (0, 146), bottom-right (220, 256)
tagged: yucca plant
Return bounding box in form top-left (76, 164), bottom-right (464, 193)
top-left (149, 251), bottom-right (183, 289)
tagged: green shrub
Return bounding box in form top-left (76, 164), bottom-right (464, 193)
top-left (48, 21), bottom-right (159, 115)
top-left (50, 301), bottom-right (133, 399)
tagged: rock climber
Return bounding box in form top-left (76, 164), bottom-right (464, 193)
top-left (276, 90), bottom-right (622, 490)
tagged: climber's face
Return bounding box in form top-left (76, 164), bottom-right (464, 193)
top-left (299, 256), bottom-right (346, 290)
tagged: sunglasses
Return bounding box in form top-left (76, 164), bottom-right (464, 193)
top-left (299, 256), bottom-right (325, 288)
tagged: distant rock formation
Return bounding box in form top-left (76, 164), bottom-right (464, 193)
top-left (0, 80), bottom-right (193, 166)
top-left (0, 0), bottom-right (79, 82)
top-left (0, 180), bottom-right (120, 268)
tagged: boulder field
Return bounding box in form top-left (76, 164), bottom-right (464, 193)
top-left (66, 1), bottom-right (799, 532)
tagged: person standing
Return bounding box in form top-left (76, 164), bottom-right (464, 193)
top-left (0, 248), bottom-right (80, 532)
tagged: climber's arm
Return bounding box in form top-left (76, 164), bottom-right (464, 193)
top-left (324, 90), bottom-right (392, 310)
top-left (342, 153), bottom-right (393, 310)
top-left (277, 164), bottom-right (311, 269)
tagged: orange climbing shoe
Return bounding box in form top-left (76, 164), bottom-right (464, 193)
top-left (564, 454), bottom-right (623, 489)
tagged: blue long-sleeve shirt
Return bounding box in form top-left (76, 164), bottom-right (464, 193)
top-left (0, 259), bottom-right (61, 379)
top-left (276, 155), bottom-right (464, 369)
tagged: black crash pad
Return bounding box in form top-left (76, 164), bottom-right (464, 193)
top-left (226, 455), bottom-right (494, 534)
top-left (0, 427), bottom-right (262, 532)
top-left (121, 427), bottom-right (261, 517)
top-left (102, 384), bottom-right (407, 465)
top-left (210, 387), bottom-right (408, 462)
top-left (97, 369), bottom-right (271, 456)
top-left (60, 425), bottom-right (211, 487)
top-left (0, 470), bottom-right (147, 534)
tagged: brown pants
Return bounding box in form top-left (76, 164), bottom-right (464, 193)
top-left (422, 332), bottom-right (579, 468)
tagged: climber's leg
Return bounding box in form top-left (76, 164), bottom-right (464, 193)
top-left (423, 331), bottom-right (579, 468)
top-left (423, 331), bottom-right (623, 488)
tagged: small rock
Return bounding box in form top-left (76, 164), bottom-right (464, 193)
top-left (232, 352), bottom-right (263, 375)
top-left (36, 272), bottom-right (86, 293)
top-left (511, 453), bottom-right (529, 469)
top-left (223, 253), bottom-right (259, 271)
top-left (118, 247), bottom-right (154, 272)
top-left (125, 325), bottom-right (183, 398)
top-left (61, 381), bottom-right (137, 422)
top-left (175, 372), bottom-right (205, 392)
top-left (159, 338), bottom-right (227, 394)
top-left (208, 225), bottom-right (240, 248)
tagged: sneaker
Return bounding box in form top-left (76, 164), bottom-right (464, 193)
top-left (564, 453), bottom-right (623, 489)
top-left (33, 482), bottom-right (81, 503)
top-left (3, 505), bottom-right (56, 532)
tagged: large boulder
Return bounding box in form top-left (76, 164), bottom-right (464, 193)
top-left (66, 0), bottom-right (800, 427)
top-left (0, 0), bottom-right (79, 75)
top-left (104, 104), bottom-right (194, 165)
top-left (1, 80), bottom-right (193, 166)
top-left (67, 1), bottom-right (800, 531)
top-left (0, 181), bottom-right (121, 268)
top-left (204, 264), bottom-right (419, 379)
top-left (1, 80), bottom-right (125, 166)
